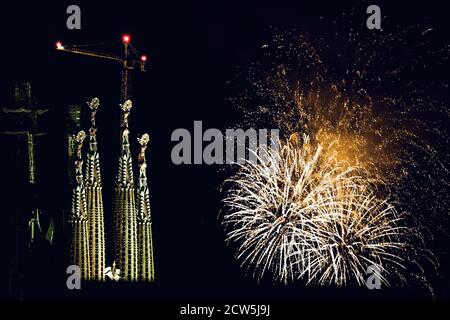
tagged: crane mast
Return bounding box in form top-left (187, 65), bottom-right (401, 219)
top-left (121, 38), bottom-right (131, 102)
top-left (56, 34), bottom-right (147, 103)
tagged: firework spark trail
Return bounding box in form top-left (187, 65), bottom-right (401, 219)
top-left (222, 136), bottom-right (414, 286)
top-left (301, 184), bottom-right (407, 286)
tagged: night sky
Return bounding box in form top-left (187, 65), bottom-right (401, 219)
top-left (0, 1), bottom-right (448, 301)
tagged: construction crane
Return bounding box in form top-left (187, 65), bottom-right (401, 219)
top-left (55, 34), bottom-right (147, 103)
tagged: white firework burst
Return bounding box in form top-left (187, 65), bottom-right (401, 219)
top-left (221, 135), bottom-right (410, 286)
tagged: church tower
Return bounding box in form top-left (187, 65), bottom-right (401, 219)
top-left (84, 98), bottom-right (106, 281)
top-left (69, 130), bottom-right (90, 280)
top-left (136, 134), bottom-right (155, 281)
top-left (112, 100), bottom-right (138, 281)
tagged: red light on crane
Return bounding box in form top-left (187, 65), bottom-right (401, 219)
top-left (56, 41), bottom-right (64, 50)
top-left (122, 34), bottom-right (131, 44)
top-left (140, 55), bottom-right (147, 62)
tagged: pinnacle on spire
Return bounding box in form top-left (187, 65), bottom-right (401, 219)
top-left (74, 130), bottom-right (86, 161)
top-left (116, 99), bottom-right (134, 188)
top-left (87, 97), bottom-right (99, 152)
top-left (86, 98), bottom-right (102, 186)
top-left (72, 130), bottom-right (87, 218)
top-left (120, 99), bottom-right (132, 129)
top-left (137, 133), bottom-right (151, 221)
top-left (138, 133), bottom-right (149, 162)
top-left (88, 97), bottom-right (100, 128)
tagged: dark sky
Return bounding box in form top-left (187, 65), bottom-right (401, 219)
top-left (0, 1), bottom-right (448, 300)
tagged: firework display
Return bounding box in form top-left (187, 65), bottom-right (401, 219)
top-left (221, 27), bottom-right (448, 290)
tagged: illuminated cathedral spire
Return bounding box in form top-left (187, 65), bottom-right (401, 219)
top-left (136, 134), bottom-right (155, 281)
top-left (84, 98), bottom-right (106, 281)
top-left (69, 130), bottom-right (90, 280)
top-left (112, 100), bottom-right (138, 281)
